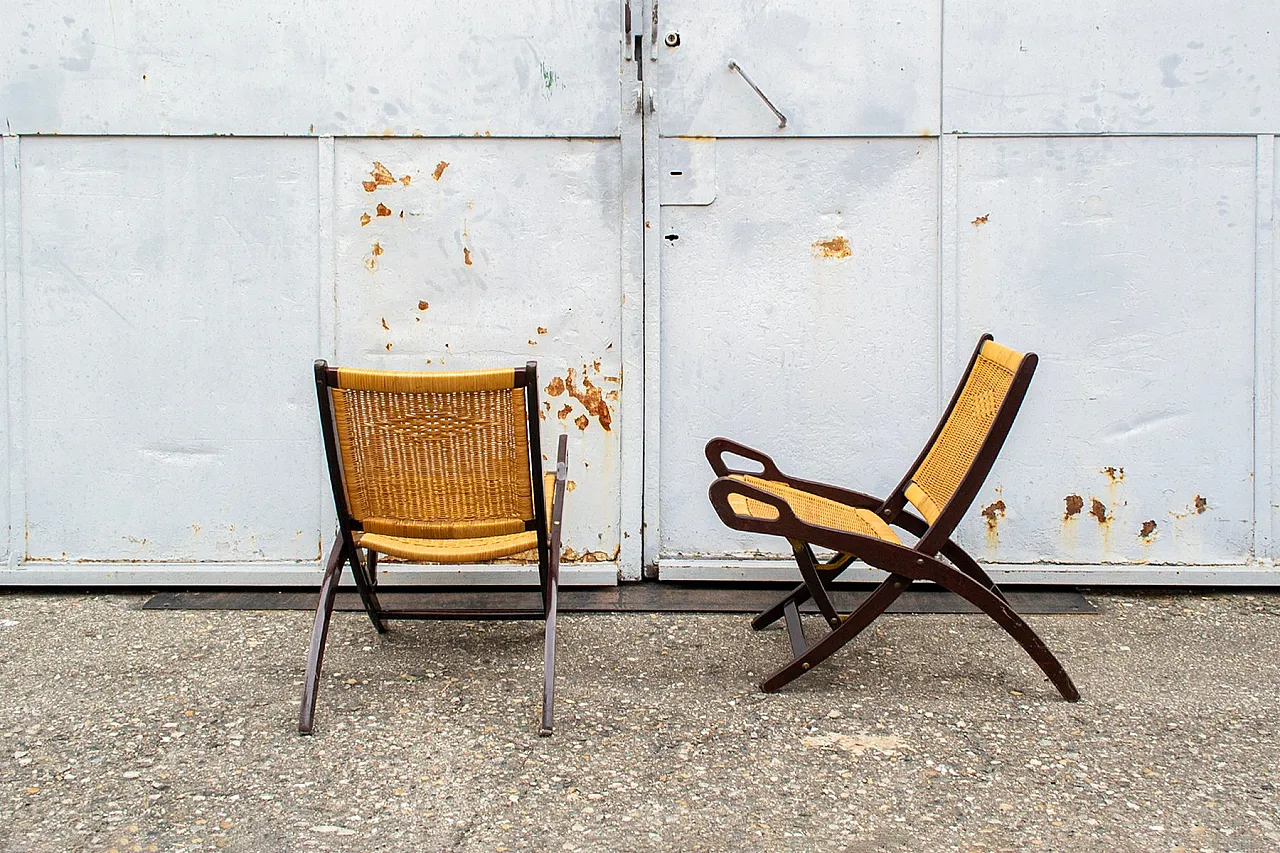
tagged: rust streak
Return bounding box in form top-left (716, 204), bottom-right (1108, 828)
top-left (1064, 495), bottom-right (1083, 519)
top-left (376, 202), bottom-right (392, 217)
top-left (360, 212), bottom-right (371, 227)
top-left (1089, 498), bottom-right (1108, 524)
top-left (980, 500), bottom-right (1006, 530)
top-left (971, 214), bottom-right (989, 226)
top-left (1139, 519), bottom-right (1157, 539)
top-left (1193, 495), bottom-right (1208, 514)
top-left (574, 414), bottom-right (589, 431)
top-left (463, 247), bottom-right (473, 266)
top-left (432, 161), bottom-right (449, 181)
top-left (557, 404), bottom-right (573, 421)
top-left (811, 236), bottom-right (851, 259)
top-left (565, 367), bottom-right (613, 431)
top-left (363, 161), bottom-right (397, 192)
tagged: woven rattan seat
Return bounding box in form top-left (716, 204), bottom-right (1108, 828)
top-left (301, 360), bottom-right (569, 736)
top-left (705, 335), bottom-right (1078, 702)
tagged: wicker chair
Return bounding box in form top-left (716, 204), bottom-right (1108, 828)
top-left (705, 335), bottom-right (1078, 701)
top-left (301, 360), bottom-right (569, 735)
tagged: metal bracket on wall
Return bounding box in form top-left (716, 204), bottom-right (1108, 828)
top-left (727, 60), bottom-right (787, 129)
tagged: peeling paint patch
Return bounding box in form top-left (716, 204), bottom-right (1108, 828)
top-left (360, 212), bottom-right (371, 227)
top-left (1194, 495), bottom-right (1208, 514)
top-left (574, 414), bottom-right (589, 431)
top-left (557, 404), bottom-right (573, 421)
top-left (417, 300), bottom-right (429, 311)
top-left (546, 377), bottom-right (566, 397)
top-left (463, 247), bottom-right (473, 266)
top-left (376, 202), bottom-right (392, 217)
top-left (565, 367), bottom-right (613, 431)
top-left (811, 236), bottom-right (851, 259)
top-left (362, 161), bottom-right (397, 192)
top-left (980, 499), bottom-right (1006, 530)
top-left (1064, 494), bottom-right (1084, 519)
top-left (1103, 466), bottom-right (1125, 483)
top-left (432, 161), bottom-right (449, 181)
top-left (1089, 498), bottom-right (1108, 524)
top-left (971, 214), bottom-right (989, 226)
top-left (1139, 519), bottom-right (1157, 539)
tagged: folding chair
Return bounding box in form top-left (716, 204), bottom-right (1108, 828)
top-left (705, 334), bottom-right (1079, 701)
top-left (301, 360), bottom-right (569, 735)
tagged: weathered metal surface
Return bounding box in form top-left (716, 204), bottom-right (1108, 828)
top-left (655, 0), bottom-right (940, 137)
top-left (332, 138), bottom-right (624, 565)
top-left (944, 0), bottom-right (1280, 134)
top-left (657, 138), bottom-right (939, 558)
top-left (0, 0), bottom-right (621, 137)
top-left (951, 136), bottom-right (1256, 566)
top-left (20, 138), bottom-right (323, 562)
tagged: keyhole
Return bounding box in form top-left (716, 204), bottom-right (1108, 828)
top-left (664, 234), bottom-right (679, 242)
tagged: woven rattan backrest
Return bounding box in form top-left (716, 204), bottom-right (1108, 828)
top-left (327, 367), bottom-right (534, 539)
top-left (905, 341), bottom-right (1024, 525)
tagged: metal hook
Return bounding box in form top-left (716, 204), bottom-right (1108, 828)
top-left (727, 60), bottom-right (787, 129)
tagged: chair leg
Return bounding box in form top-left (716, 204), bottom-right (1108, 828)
top-left (760, 574), bottom-right (912, 692)
top-left (792, 542), bottom-right (842, 630)
top-left (539, 550), bottom-right (561, 736)
top-left (345, 539), bottom-right (386, 634)
top-left (922, 564), bottom-right (1080, 702)
top-left (752, 551), bottom-right (853, 631)
top-left (939, 540), bottom-right (1008, 603)
top-left (299, 540), bottom-right (345, 735)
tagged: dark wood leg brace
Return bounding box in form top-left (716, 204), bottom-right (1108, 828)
top-left (299, 540), bottom-right (345, 735)
top-left (761, 574), bottom-right (912, 692)
top-left (344, 537), bottom-right (386, 634)
top-left (752, 552), bottom-right (854, 631)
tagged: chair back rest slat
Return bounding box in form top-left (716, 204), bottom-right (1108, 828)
top-left (326, 366), bottom-right (534, 538)
top-left (905, 340), bottom-right (1025, 525)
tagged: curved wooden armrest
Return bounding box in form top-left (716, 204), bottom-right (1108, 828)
top-left (780, 474), bottom-right (884, 512)
top-left (705, 437), bottom-right (785, 479)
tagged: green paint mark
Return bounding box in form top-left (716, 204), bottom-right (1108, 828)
top-left (540, 62), bottom-right (556, 91)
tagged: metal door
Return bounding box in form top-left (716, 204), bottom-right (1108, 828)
top-left (646, 0), bottom-right (1280, 585)
top-left (0, 1), bottom-right (643, 585)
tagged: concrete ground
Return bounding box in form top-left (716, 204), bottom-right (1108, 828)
top-left (0, 590), bottom-right (1277, 853)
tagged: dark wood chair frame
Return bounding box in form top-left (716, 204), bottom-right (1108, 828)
top-left (705, 335), bottom-right (1079, 701)
top-left (301, 359), bottom-right (569, 735)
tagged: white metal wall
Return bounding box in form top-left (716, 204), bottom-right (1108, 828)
top-left (1, 1), bottom-right (1277, 585)
top-left (652, 0), bottom-right (1280, 585)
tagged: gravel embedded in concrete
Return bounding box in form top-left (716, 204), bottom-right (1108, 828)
top-left (1, 590), bottom-right (1277, 852)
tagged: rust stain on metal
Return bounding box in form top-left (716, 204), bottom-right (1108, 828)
top-left (546, 377), bottom-right (566, 397)
top-left (592, 359), bottom-right (602, 372)
top-left (400, 174), bottom-right (411, 186)
top-left (566, 480), bottom-right (576, 492)
top-left (432, 161), bottom-right (449, 181)
top-left (537, 327), bottom-right (548, 335)
top-left (565, 367), bottom-right (613, 431)
top-left (527, 339), bottom-right (537, 346)
top-left (980, 499), bottom-right (1006, 530)
top-left (364, 241), bottom-right (384, 271)
top-left (1194, 495), bottom-right (1208, 514)
top-left (417, 300), bottom-right (429, 311)
top-left (603, 375), bottom-right (619, 383)
top-left (360, 212), bottom-right (371, 226)
top-left (362, 161), bottom-right (397, 192)
top-left (574, 414), bottom-right (589, 431)
top-left (971, 214), bottom-right (989, 226)
top-left (1089, 498), bottom-right (1109, 524)
top-left (811, 236), bottom-right (852, 259)
top-left (376, 202), bottom-right (392, 217)
top-left (557, 404), bottom-right (573, 421)
top-left (463, 247), bottom-right (473, 266)
top-left (606, 390), bottom-right (619, 401)
top-left (1064, 494), bottom-right (1084, 519)
top-left (1139, 520), bottom-right (1157, 539)
top-left (381, 317), bottom-right (390, 331)
top-left (385, 342), bottom-right (392, 351)
top-left (371, 242), bottom-right (384, 256)
top-left (1103, 466), bottom-right (1125, 483)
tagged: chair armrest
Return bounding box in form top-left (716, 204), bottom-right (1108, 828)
top-left (779, 474), bottom-right (884, 512)
top-left (707, 476), bottom-right (799, 531)
top-left (546, 435), bottom-right (569, 546)
top-left (705, 437), bottom-right (786, 479)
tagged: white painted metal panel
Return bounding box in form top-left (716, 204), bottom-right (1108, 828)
top-left (953, 136), bottom-right (1256, 566)
top-left (945, 1), bottom-right (1280, 134)
top-left (657, 138), bottom-right (939, 558)
top-left (20, 138), bottom-right (323, 562)
top-left (655, 0), bottom-right (940, 137)
top-left (0, 0), bottom-right (620, 137)
top-left (333, 138), bottom-right (624, 566)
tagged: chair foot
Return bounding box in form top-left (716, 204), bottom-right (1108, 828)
top-left (299, 540), bottom-right (344, 735)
